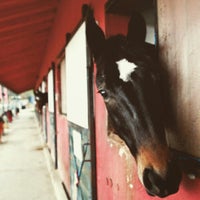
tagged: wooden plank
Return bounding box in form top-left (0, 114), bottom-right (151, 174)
top-left (157, 0), bottom-right (200, 157)
top-left (105, 0), bottom-right (153, 15)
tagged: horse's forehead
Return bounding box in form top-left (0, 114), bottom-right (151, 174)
top-left (116, 58), bottom-right (137, 82)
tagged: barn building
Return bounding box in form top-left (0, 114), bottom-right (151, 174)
top-left (0, 0), bottom-right (200, 199)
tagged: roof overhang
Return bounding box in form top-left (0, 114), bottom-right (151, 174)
top-left (0, 0), bottom-right (59, 93)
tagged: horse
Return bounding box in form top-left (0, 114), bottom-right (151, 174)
top-left (34, 90), bottom-right (48, 113)
top-left (0, 116), bottom-right (4, 143)
top-left (86, 10), bottom-right (181, 198)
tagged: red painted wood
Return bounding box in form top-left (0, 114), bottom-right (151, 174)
top-left (0, 0), bottom-right (59, 93)
top-left (54, 64), bottom-right (71, 191)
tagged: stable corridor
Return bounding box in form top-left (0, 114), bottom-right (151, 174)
top-left (0, 108), bottom-right (57, 200)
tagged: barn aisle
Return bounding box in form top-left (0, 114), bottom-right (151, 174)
top-left (0, 108), bottom-right (57, 200)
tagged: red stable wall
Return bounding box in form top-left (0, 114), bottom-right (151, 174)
top-left (37, 0), bottom-right (106, 86)
top-left (95, 77), bottom-right (200, 200)
top-left (39, 0), bottom-right (200, 199)
top-left (40, 0), bottom-right (108, 194)
top-left (54, 64), bottom-right (71, 191)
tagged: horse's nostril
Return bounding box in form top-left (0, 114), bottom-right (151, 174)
top-left (143, 168), bottom-right (155, 191)
top-left (143, 168), bottom-right (167, 197)
top-left (143, 166), bottom-right (181, 198)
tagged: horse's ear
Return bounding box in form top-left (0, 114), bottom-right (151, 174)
top-left (86, 11), bottom-right (105, 60)
top-left (127, 11), bottom-right (146, 45)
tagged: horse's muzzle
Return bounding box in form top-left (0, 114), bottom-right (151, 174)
top-left (143, 161), bottom-right (182, 198)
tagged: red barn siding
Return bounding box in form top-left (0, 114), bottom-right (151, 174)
top-left (37, 0), bottom-right (107, 86)
top-left (38, 0), bottom-right (108, 196)
top-left (46, 109), bottom-right (51, 150)
top-left (56, 115), bottom-right (70, 191)
top-left (54, 61), bottom-right (71, 191)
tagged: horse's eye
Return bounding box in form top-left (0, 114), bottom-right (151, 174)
top-left (98, 89), bottom-right (109, 99)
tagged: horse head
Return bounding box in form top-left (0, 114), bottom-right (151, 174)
top-left (34, 90), bottom-right (48, 113)
top-left (86, 11), bottom-right (181, 197)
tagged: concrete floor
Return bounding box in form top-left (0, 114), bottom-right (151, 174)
top-left (0, 108), bottom-right (57, 200)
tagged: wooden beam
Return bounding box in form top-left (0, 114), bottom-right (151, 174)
top-left (0, 14), bottom-right (55, 34)
top-left (0, 19), bottom-right (53, 38)
top-left (0, 0), bottom-right (58, 17)
top-left (0, 35), bottom-right (48, 57)
top-left (0, 61), bottom-right (41, 75)
top-left (0, 47), bottom-right (45, 65)
top-left (0, 3), bottom-right (56, 24)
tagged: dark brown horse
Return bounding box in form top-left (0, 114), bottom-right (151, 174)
top-left (86, 10), bottom-right (181, 198)
top-left (34, 90), bottom-right (48, 113)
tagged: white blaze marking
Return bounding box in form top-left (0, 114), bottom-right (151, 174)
top-left (116, 59), bottom-right (137, 82)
